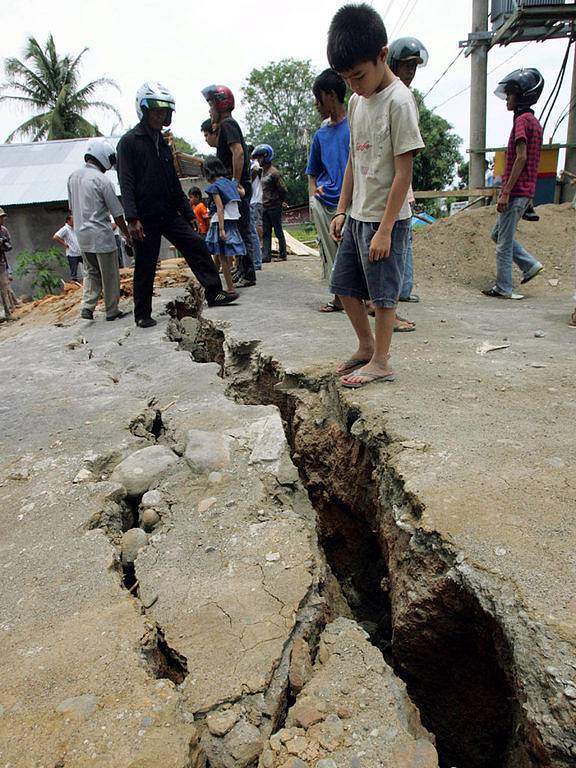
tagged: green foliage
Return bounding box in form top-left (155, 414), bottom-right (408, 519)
top-left (457, 160), bottom-right (470, 189)
top-left (242, 59), bottom-right (319, 205)
top-left (0, 34), bottom-right (120, 142)
top-left (413, 90), bottom-right (464, 192)
top-left (171, 135), bottom-right (198, 155)
top-left (15, 247), bottom-right (67, 297)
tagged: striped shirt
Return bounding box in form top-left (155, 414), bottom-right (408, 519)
top-left (503, 111), bottom-right (543, 199)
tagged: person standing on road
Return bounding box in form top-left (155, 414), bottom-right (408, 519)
top-left (482, 68), bottom-right (545, 299)
top-left (53, 212), bottom-right (83, 283)
top-left (0, 208), bottom-right (14, 321)
top-left (306, 68), bottom-right (350, 312)
top-left (68, 140), bottom-right (130, 322)
top-left (252, 144), bottom-right (288, 263)
top-left (117, 82), bottom-right (237, 328)
top-left (201, 85), bottom-right (256, 287)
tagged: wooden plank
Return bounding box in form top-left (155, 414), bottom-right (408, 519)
top-left (413, 188), bottom-right (496, 199)
top-left (282, 231), bottom-right (319, 257)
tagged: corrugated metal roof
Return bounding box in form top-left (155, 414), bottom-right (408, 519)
top-left (0, 137), bottom-right (120, 207)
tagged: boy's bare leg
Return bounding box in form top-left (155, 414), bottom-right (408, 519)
top-left (336, 296), bottom-right (374, 372)
top-left (220, 258), bottom-right (235, 293)
top-left (341, 305), bottom-right (396, 383)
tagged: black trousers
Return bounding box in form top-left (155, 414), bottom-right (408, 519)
top-left (263, 206), bottom-right (287, 261)
top-left (237, 182), bottom-right (256, 282)
top-left (133, 214), bottom-right (223, 321)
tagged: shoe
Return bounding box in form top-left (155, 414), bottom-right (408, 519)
top-left (261, 258), bottom-right (271, 264)
top-left (520, 263), bottom-right (544, 284)
top-left (136, 317), bottom-right (157, 328)
top-left (482, 287), bottom-right (510, 298)
top-left (80, 309), bottom-right (94, 320)
top-left (522, 210), bottom-right (540, 222)
top-left (399, 294), bottom-right (420, 303)
top-left (207, 290), bottom-right (239, 307)
top-left (235, 277), bottom-right (256, 288)
top-left (106, 310), bottom-right (130, 321)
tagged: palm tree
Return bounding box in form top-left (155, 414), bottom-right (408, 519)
top-left (0, 34), bottom-right (121, 142)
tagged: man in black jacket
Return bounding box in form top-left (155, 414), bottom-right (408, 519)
top-left (117, 82), bottom-right (237, 327)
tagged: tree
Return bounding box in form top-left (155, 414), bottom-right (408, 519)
top-left (413, 90), bottom-right (464, 192)
top-left (0, 34), bottom-right (121, 142)
top-left (242, 59), bottom-right (318, 205)
top-left (171, 135), bottom-right (198, 155)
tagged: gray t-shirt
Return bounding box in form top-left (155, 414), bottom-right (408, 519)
top-left (348, 79), bottom-right (424, 222)
top-left (67, 164), bottom-right (123, 253)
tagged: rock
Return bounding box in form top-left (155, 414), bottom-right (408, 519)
top-left (121, 528), bottom-right (148, 564)
top-left (316, 760), bottom-right (338, 768)
top-left (281, 758), bottom-right (307, 768)
top-left (534, 330), bottom-right (546, 338)
top-left (275, 454), bottom-right (300, 486)
top-left (208, 471), bottom-right (223, 485)
top-left (260, 748), bottom-right (275, 768)
top-left (111, 446), bottom-right (179, 497)
top-left (73, 467), bottom-right (94, 483)
top-left (289, 638), bottom-right (313, 695)
top-left (224, 721), bottom-right (263, 766)
top-left (285, 735), bottom-right (310, 756)
top-left (181, 316), bottom-right (200, 337)
top-left (206, 709), bottom-right (238, 737)
top-left (185, 430), bottom-right (231, 473)
top-left (140, 508), bottom-right (160, 531)
top-left (141, 489), bottom-right (163, 508)
top-left (249, 414), bottom-right (286, 464)
top-left (266, 552), bottom-right (281, 562)
top-left (564, 686), bottom-right (576, 700)
top-left (288, 698), bottom-right (325, 730)
top-left (56, 694), bottom-right (98, 719)
top-left (198, 497), bottom-right (217, 513)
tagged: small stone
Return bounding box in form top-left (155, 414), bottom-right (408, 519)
top-left (530, 362), bottom-right (546, 369)
top-left (141, 489), bottom-right (162, 508)
top-left (224, 721), bottom-right (263, 766)
top-left (285, 736), bottom-right (310, 757)
top-left (269, 733), bottom-right (283, 752)
top-left (564, 686), bottom-right (576, 700)
top-left (73, 468), bottom-right (94, 483)
top-left (494, 547), bottom-right (507, 557)
top-left (111, 446), bottom-right (179, 497)
top-left (56, 694), bottom-right (98, 720)
top-left (266, 552), bottom-right (281, 562)
top-left (140, 508), bottom-right (160, 531)
top-left (337, 707), bottom-right (353, 719)
top-left (317, 760), bottom-right (338, 768)
top-left (208, 471), bottom-right (223, 485)
top-left (281, 759), bottom-right (307, 768)
top-left (289, 699), bottom-right (324, 730)
top-left (198, 497), bottom-right (217, 513)
top-left (121, 528), bottom-right (148, 564)
top-left (206, 709), bottom-right (238, 736)
top-left (289, 638), bottom-right (313, 695)
top-left (260, 748), bottom-right (275, 768)
top-left (534, 330), bottom-right (545, 338)
top-left (185, 429), bottom-right (230, 473)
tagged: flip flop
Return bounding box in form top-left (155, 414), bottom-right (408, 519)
top-left (319, 302), bottom-right (343, 313)
top-left (335, 357), bottom-right (371, 375)
top-left (394, 319), bottom-right (416, 333)
top-left (341, 370), bottom-right (396, 389)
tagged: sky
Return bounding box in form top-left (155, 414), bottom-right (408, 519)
top-left (0, 0), bottom-right (574, 165)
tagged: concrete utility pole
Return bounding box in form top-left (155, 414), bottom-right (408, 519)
top-left (469, 0), bottom-right (490, 194)
top-left (561, 44), bottom-right (576, 202)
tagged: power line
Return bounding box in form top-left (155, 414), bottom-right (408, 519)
top-left (422, 48), bottom-right (465, 100)
top-left (391, 0), bottom-right (419, 38)
top-left (395, 0), bottom-right (420, 37)
top-left (383, 0), bottom-right (396, 19)
top-left (390, 0), bottom-right (412, 39)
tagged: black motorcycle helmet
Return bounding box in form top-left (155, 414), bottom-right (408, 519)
top-left (494, 68), bottom-right (544, 108)
top-left (387, 37), bottom-right (429, 74)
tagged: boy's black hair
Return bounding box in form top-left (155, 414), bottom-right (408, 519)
top-left (327, 3), bottom-right (388, 72)
top-left (313, 69), bottom-right (347, 103)
top-left (188, 186), bottom-right (202, 198)
top-left (200, 118), bottom-right (215, 134)
top-left (66, 211), bottom-right (73, 221)
top-left (203, 156), bottom-right (228, 181)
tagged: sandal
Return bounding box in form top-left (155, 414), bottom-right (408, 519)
top-left (319, 302), bottom-right (343, 313)
top-left (336, 357), bottom-right (371, 375)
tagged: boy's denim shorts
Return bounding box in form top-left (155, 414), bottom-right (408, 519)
top-left (330, 216), bottom-right (411, 308)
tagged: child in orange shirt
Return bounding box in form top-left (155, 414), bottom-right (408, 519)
top-left (188, 187), bottom-right (210, 237)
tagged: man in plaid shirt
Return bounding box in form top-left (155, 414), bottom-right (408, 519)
top-left (483, 68), bottom-right (545, 299)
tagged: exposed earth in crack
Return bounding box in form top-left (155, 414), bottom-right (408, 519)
top-left (0, 253), bottom-right (575, 768)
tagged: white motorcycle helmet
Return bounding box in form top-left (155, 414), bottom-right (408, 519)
top-left (135, 81), bottom-right (176, 125)
top-left (85, 138), bottom-right (117, 171)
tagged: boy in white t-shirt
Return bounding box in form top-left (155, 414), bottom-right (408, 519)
top-left (53, 212), bottom-right (83, 283)
top-left (327, 3), bottom-right (424, 388)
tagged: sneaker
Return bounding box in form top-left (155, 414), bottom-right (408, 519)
top-left (520, 263), bottom-right (544, 284)
top-left (399, 294), bottom-right (420, 303)
top-left (80, 309), bottom-right (94, 320)
top-left (136, 317), bottom-right (157, 328)
top-left (235, 277), bottom-right (256, 288)
top-left (207, 291), bottom-right (239, 307)
top-left (482, 287), bottom-right (511, 298)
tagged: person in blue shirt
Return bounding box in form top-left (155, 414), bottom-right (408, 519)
top-left (306, 69), bottom-right (350, 313)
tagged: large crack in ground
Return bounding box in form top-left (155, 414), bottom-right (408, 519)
top-left (162, 289), bottom-right (572, 768)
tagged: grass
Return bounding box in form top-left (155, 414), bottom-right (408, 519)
top-left (285, 223), bottom-right (318, 244)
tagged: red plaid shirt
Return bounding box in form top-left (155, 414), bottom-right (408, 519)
top-left (503, 110), bottom-right (543, 199)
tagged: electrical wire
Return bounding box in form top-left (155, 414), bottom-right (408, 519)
top-left (383, 0), bottom-right (396, 19)
top-left (550, 92), bottom-right (576, 140)
top-left (390, 0), bottom-right (413, 39)
top-left (392, 0), bottom-right (419, 38)
top-left (540, 37), bottom-right (573, 133)
top-left (422, 48), bottom-right (465, 100)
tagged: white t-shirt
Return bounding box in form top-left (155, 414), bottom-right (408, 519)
top-left (54, 222), bottom-right (81, 257)
top-left (348, 79), bottom-right (424, 222)
top-left (210, 200), bottom-right (241, 224)
top-left (250, 159), bottom-right (263, 205)
top-left (67, 163), bottom-right (123, 253)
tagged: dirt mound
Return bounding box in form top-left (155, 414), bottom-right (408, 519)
top-left (414, 203), bottom-right (575, 292)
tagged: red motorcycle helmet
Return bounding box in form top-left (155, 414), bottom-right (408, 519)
top-left (201, 85), bottom-right (235, 112)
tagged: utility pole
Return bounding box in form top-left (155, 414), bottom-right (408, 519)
top-left (561, 44), bottom-right (576, 202)
top-left (469, 0), bottom-right (490, 196)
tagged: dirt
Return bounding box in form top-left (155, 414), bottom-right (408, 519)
top-left (414, 202), bottom-right (575, 291)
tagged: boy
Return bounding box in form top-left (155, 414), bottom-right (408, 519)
top-left (53, 212), bottom-right (83, 283)
top-left (68, 139), bottom-right (130, 321)
top-left (188, 187), bottom-right (210, 237)
top-left (327, 3), bottom-right (424, 388)
top-left (483, 68), bottom-right (545, 299)
top-left (306, 68), bottom-right (349, 312)
top-left (251, 144), bottom-right (288, 263)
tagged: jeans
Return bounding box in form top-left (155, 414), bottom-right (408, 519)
top-left (262, 206), bottom-right (286, 261)
top-left (237, 182), bottom-right (256, 282)
top-left (249, 203), bottom-right (262, 270)
top-left (67, 255), bottom-right (83, 282)
top-left (399, 222), bottom-right (414, 300)
top-left (491, 197), bottom-right (540, 295)
top-left (133, 214), bottom-right (222, 322)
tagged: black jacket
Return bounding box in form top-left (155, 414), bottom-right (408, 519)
top-left (116, 122), bottom-right (194, 223)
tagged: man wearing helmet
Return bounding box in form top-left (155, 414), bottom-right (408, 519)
top-left (251, 144), bottom-right (288, 263)
top-left (117, 82), bottom-right (236, 328)
top-left (483, 68), bottom-right (545, 298)
top-left (201, 85), bottom-right (256, 287)
top-left (67, 138), bottom-right (130, 322)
